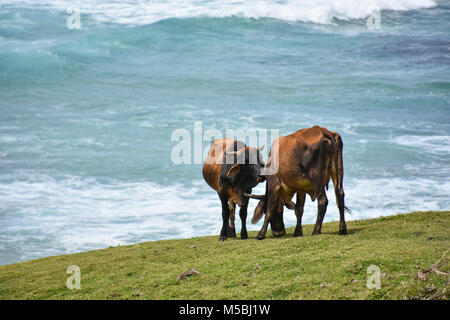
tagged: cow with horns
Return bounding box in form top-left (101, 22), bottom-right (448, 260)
top-left (202, 138), bottom-right (266, 241)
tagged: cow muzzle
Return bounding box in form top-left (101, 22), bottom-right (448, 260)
top-left (272, 229), bottom-right (286, 237)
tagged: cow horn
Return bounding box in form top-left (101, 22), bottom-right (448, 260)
top-left (244, 193), bottom-right (265, 200)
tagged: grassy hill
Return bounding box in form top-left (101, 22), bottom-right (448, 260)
top-left (0, 211), bottom-right (448, 300)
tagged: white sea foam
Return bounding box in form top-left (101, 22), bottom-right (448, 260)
top-left (2, 0), bottom-right (437, 25)
top-left (0, 172), bottom-right (448, 264)
top-left (0, 174), bottom-right (220, 263)
top-left (392, 135), bottom-right (450, 154)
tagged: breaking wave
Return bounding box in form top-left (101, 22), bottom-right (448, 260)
top-left (1, 0), bottom-right (438, 25)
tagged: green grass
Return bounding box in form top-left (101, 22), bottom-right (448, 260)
top-left (0, 211), bottom-right (449, 300)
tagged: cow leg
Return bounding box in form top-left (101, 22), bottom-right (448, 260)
top-left (256, 212), bottom-right (271, 240)
top-left (293, 193), bottom-right (306, 237)
top-left (228, 200), bottom-right (237, 238)
top-left (312, 191), bottom-right (328, 235)
top-left (219, 192), bottom-right (231, 241)
top-left (256, 194), bottom-right (278, 240)
top-left (239, 196), bottom-right (249, 240)
top-left (272, 205), bottom-right (286, 237)
top-left (335, 187), bottom-right (347, 235)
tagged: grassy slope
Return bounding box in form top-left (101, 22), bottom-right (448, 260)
top-left (0, 211), bottom-right (448, 300)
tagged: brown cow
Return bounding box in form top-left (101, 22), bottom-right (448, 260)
top-left (246, 126), bottom-right (349, 240)
top-left (202, 138), bottom-right (265, 241)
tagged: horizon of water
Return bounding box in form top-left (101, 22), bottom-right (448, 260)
top-left (0, 0), bottom-right (449, 265)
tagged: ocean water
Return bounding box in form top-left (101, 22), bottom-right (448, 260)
top-left (0, 0), bottom-right (449, 265)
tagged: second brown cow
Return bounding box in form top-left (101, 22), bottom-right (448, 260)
top-left (246, 126), bottom-right (349, 240)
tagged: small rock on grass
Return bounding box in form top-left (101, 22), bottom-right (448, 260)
top-left (417, 270), bottom-right (428, 281)
top-left (177, 269), bottom-right (201, 281)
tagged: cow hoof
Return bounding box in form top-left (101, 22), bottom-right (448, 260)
top-left (241, 234), bottom-right (248, 240)
top-left (311, 231), bottom-right (321, 236)
top-left (255, 235), bottom-right (265, 240)
top-left (339, 229), bottom-right (347, 235)
top-left (219, 237), bottom-right (228, 242)
top-left (293, 232), bottom-right (303, 237)
top-left (227, 228), bottom-right (236, 238)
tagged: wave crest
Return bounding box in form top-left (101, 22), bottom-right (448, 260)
top-left (2, 0), bottom-right (437, 25)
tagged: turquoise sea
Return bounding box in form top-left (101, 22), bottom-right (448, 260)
top-left (0, 0), bottom-right (449, 265)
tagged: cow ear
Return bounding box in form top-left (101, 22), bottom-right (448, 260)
top-left (227, 164), bottom-right (240, 177)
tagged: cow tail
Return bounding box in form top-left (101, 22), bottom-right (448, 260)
top-left (334, 134), bottom-right (343, 195)
top-left (251, 182), bottom-right (268, 224)
top-left (332, 134), bottom-right (351, 214)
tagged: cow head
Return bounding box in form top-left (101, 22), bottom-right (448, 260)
top-left (249, 197), bottom-right (285, 237)
top-left (270, 209), bottom-right (286, 237)
top-left (224, 146), bottom-right (265, 205)
top-left (247, 180), bottom-right (287, 237)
